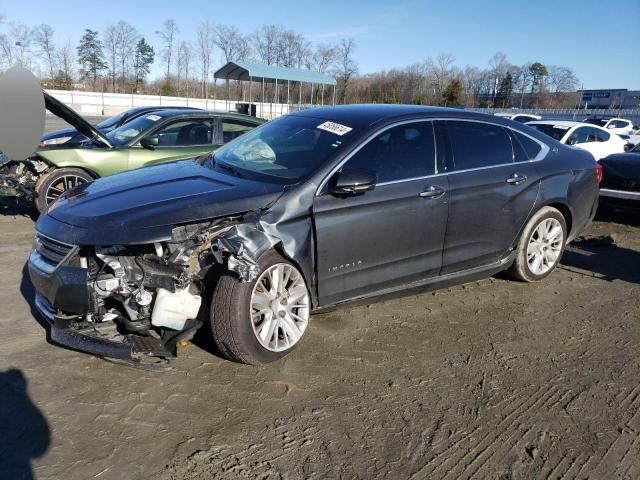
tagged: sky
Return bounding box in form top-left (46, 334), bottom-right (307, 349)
top-left (1, 0), bottom-right (639, 89)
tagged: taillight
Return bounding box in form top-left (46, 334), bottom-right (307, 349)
top-left (595, 163), bottom-right (603, 184)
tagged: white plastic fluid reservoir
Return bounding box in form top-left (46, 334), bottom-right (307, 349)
top-left (151, 288), bottom-right (202, 331)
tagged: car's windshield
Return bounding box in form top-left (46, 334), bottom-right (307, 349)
top-left (208, 115), bottom-right (358, 184)
top-left (106, 113), bottom-right (165, 146)
top-left (97, 111), bottom-right (126, 130)
top-left (631, 143), bottom-right (640, 153)
top-left (529, 124), bottom-right (569, 141)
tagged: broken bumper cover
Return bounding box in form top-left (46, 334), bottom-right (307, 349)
top-left (34, 293), bottom-right (133, 359)
top-left (28, 250), bottom-right (89, 315)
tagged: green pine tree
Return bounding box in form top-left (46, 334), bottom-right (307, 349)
top-left (77, 29), bottom-right (106, 84)
top-left (133, 37), bottom-right (155, 92)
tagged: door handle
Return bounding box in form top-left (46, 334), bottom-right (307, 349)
top-left (506, 173), bottom-right (527, 185)
top-left (419, 185), bottom-right (446, 199)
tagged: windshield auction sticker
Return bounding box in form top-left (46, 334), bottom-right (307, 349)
top-left (317, 121), bottom-right (353, 136)
top-left (146, 114), bottom-right (162, 121)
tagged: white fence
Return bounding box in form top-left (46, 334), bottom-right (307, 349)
top-left (44, 89), bottom-right (292, 119)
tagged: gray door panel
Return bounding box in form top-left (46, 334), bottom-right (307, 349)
top-left (314, 177), bottom-right (449, 305)
top-left (441, 162), bottom-right (540, 274)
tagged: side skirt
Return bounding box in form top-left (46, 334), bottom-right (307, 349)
top-left (313, 251), bottom-right (516, 314)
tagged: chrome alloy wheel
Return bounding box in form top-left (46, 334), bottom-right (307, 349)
top-left (250, 263), bottom-right (310, 352)
top-left (527, 218), bottom-right (564, 275)
top-left (45, 175), bottom-right (88, 204)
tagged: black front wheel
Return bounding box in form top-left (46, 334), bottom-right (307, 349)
top-left (35, 168), bottom-right (93, 212)
top-left (210, 251), bottom-right (311, 365)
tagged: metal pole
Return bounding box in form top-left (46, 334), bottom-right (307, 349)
top-left (213, 77), bottom-right (217, 107)
top-left (299, 82), bottom-right (302, 106)
top-left (332, 85), bottom-right (336, 105)
top-left (261, 78), bottom-right (265, 118)
top-left (287, 80), bottom-right (290, 114)
top-left (321, 84), bottom-right (325, 105)
top-left (273, 79), bottom-right (277, 118)
top-left (310, 83), bottom-right (314, 105)
top-left (226, 79), bottom-right (230, 112)
top-left (249, 76), bottom-right (253, 117)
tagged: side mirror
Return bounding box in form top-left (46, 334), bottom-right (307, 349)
top-left (330, 168), bottom-right (376, 196)
top-left (606, 124), bottom-right (615, 129)
top-left (140, 135), bottom-right (159, 150)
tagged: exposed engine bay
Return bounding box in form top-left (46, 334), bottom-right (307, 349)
top-left (32, 215), bottom-right (284, 371)
top-left (0, 156), bottom-right (48, 203)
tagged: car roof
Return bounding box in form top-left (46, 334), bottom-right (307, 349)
top-left (290, 104), bottom-right (498, 129)
top-left (494, 112), bottom-right (540, 118)
top-left (528, 120), bottom-right (581, 128)
top-left (136, 109), bottom-right (264, 122)
top-left (127, 105), bottom-right (200, 114)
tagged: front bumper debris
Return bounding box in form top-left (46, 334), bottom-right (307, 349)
top-left (35, 292), bottom-right (175, 371)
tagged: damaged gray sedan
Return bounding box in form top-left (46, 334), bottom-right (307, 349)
top-left (28, 105), bottom-right (600, 368)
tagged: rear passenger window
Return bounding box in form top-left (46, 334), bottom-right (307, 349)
top-left (446, 121), bottom-right (514, 170)
top-left (595, 129), bottom-right (610, 142)
top-left (345, 122), bottom-right (435, 183)
top-left (513, 131), bottom-right (542, 160)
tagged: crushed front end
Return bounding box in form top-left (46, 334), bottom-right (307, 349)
top-left (28, 218), bottom-right (263, 370)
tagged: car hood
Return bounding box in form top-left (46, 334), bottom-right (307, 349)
top-left (36, 159), bottom-right (285, 245)
top-left (44, 92), bottom-right (113, 148)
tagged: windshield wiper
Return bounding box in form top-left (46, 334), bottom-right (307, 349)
top-left (215, 160), bottom-right (244, 178)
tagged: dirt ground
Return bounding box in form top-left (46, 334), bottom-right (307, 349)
top-left (0, 118), bottom-right (639, 479)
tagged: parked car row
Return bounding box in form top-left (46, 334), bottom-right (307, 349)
top-left (526, 120), bottom-right (626, 160)
top-left (495, 112), bottom-right (638, 153)
top-left (26, 103), bottom-right (601, 368)
top-left (1, 93), bottom-right (264, 211)
top-left (40, 105), bottom-right (202, 147)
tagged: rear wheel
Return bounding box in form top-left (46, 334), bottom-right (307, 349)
top-left (35, 167), bottom-right (93, 212)
top-left (210, 251), bottom-right (311, 364)
top-left (507, 206), bottom-right (567, 282)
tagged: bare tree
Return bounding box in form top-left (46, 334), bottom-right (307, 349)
top-left (426, 53), bottom-right (455, 96)
top-left (0, 32), bottom-right (14, 69)
top-left (518, 62), bottom-right (533, 108)
top-left (547, 65), bottom-right (578, 93)
top-left (312, 44), bottom-right (337, 73)
top-left (103, 24), bottom-right (121, 92)
top-left (335, 38), bottom-right (358, 103)
top-left (156, 19), bottom-right (179, 78)
top-left (253, 25), bottom-right (279, 65)
top-left (116, 21), bottom-right (138, 91)
top-left (57, 40), bottom-right (74, 80)
top-left (34, 24), bottom-right (56, 79)
top-left (9, 23), bottom-right (33, 69)
top-left (213, 24), bottom-right (251, 63)
top-left (176, 41), bottom-right (192, 96)
top-left (196, 19), bottom-right (215, 98)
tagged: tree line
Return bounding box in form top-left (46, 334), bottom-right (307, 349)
top-left (0, 15), bottom-right (579, 109)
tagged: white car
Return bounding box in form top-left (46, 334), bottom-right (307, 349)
top-left (583, 117), bottom-right (635, 135)
top-left (527, 120), bottom-right (626, 161)
top-left (623, 129), bottom-right (640, 147)
top-left (494, 112), bottom-right (542, 123)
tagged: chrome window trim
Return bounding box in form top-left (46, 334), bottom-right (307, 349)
top-left (316, 119), bottom-right (438, 195)
top-left (315, 117), bottom-right (549, 196)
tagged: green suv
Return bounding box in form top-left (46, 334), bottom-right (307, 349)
top-left (32, 93), bottom-right (264, 211)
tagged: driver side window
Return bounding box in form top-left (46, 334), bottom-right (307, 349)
top-left (344, 122), bottom-right (435, 183)
top-left (151, 119), bottom-right (213, 147)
